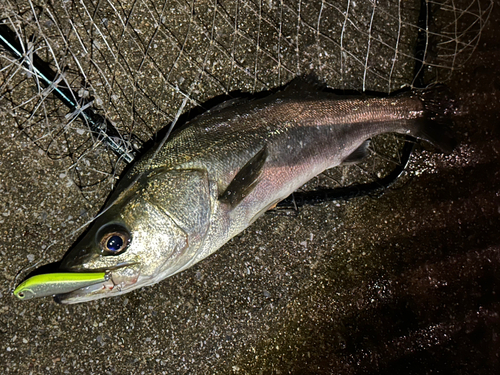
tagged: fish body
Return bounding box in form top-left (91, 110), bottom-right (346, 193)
top-left (49, 79), bottom-right (453, 303)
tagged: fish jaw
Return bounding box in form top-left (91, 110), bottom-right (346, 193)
top-left (54, 263), bottom-right (142, 304)
top-left (57, 229), bottom-right (144, 303)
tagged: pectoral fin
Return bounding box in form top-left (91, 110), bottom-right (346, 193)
top-left (219, 145), bottom-right (268, 208)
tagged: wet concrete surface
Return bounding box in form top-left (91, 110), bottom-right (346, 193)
top-left (1, 1), bottom-right (499, 374)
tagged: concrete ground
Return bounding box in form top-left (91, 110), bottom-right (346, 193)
top-left (0, 1), bottom-right (499, 374)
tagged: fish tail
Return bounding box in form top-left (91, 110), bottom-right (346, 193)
top-left (408, 84), bottom-right (457, 153)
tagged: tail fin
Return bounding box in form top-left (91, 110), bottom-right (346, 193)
top-left (410, 84), bottom-right (457, 153)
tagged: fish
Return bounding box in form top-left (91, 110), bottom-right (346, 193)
top-left (13, 272), bottom-right (109, 300)
top-left (33, 78), bottom-right (455, 304)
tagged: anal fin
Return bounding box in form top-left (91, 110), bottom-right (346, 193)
top-left (219, 145), bottom-right (268, 208)
top-left (341, 140), bottom-right (371, 165)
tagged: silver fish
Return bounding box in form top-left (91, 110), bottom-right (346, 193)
top-left (53, 78), bottom-right (454, 303)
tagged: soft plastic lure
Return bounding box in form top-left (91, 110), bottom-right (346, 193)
top-left (14, 272), bottom-right (109, 300)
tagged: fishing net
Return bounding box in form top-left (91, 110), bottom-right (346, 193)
top-left (0, 0), bottom-right (492, 205)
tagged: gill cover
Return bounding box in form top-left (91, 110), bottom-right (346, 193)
top-left (120, 168), bottom-right (213, 279)
top-left (142, 168), bottom-right (212, 243)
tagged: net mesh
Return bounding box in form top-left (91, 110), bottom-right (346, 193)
top-left (0, 0), bottom-right (493, 202)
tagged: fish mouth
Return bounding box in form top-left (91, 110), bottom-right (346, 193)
top-left (54, 263), bottom-right (141, 304)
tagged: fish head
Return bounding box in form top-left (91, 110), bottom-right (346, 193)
top-left (57, 168), bottom-right (212, 304)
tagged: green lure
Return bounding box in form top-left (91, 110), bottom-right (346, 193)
top-left (14, 272), bottom-right (109, 300)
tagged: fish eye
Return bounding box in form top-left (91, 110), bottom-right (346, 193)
top-left (98, 225), bottom-right (131, 255)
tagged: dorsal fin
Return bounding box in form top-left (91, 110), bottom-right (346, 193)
top-left (206, 98), bottom-right (246, 114)
top-left (274, 74), bottom-right (327, 99)
top-left (194, 97), bottom-right (247, 122)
